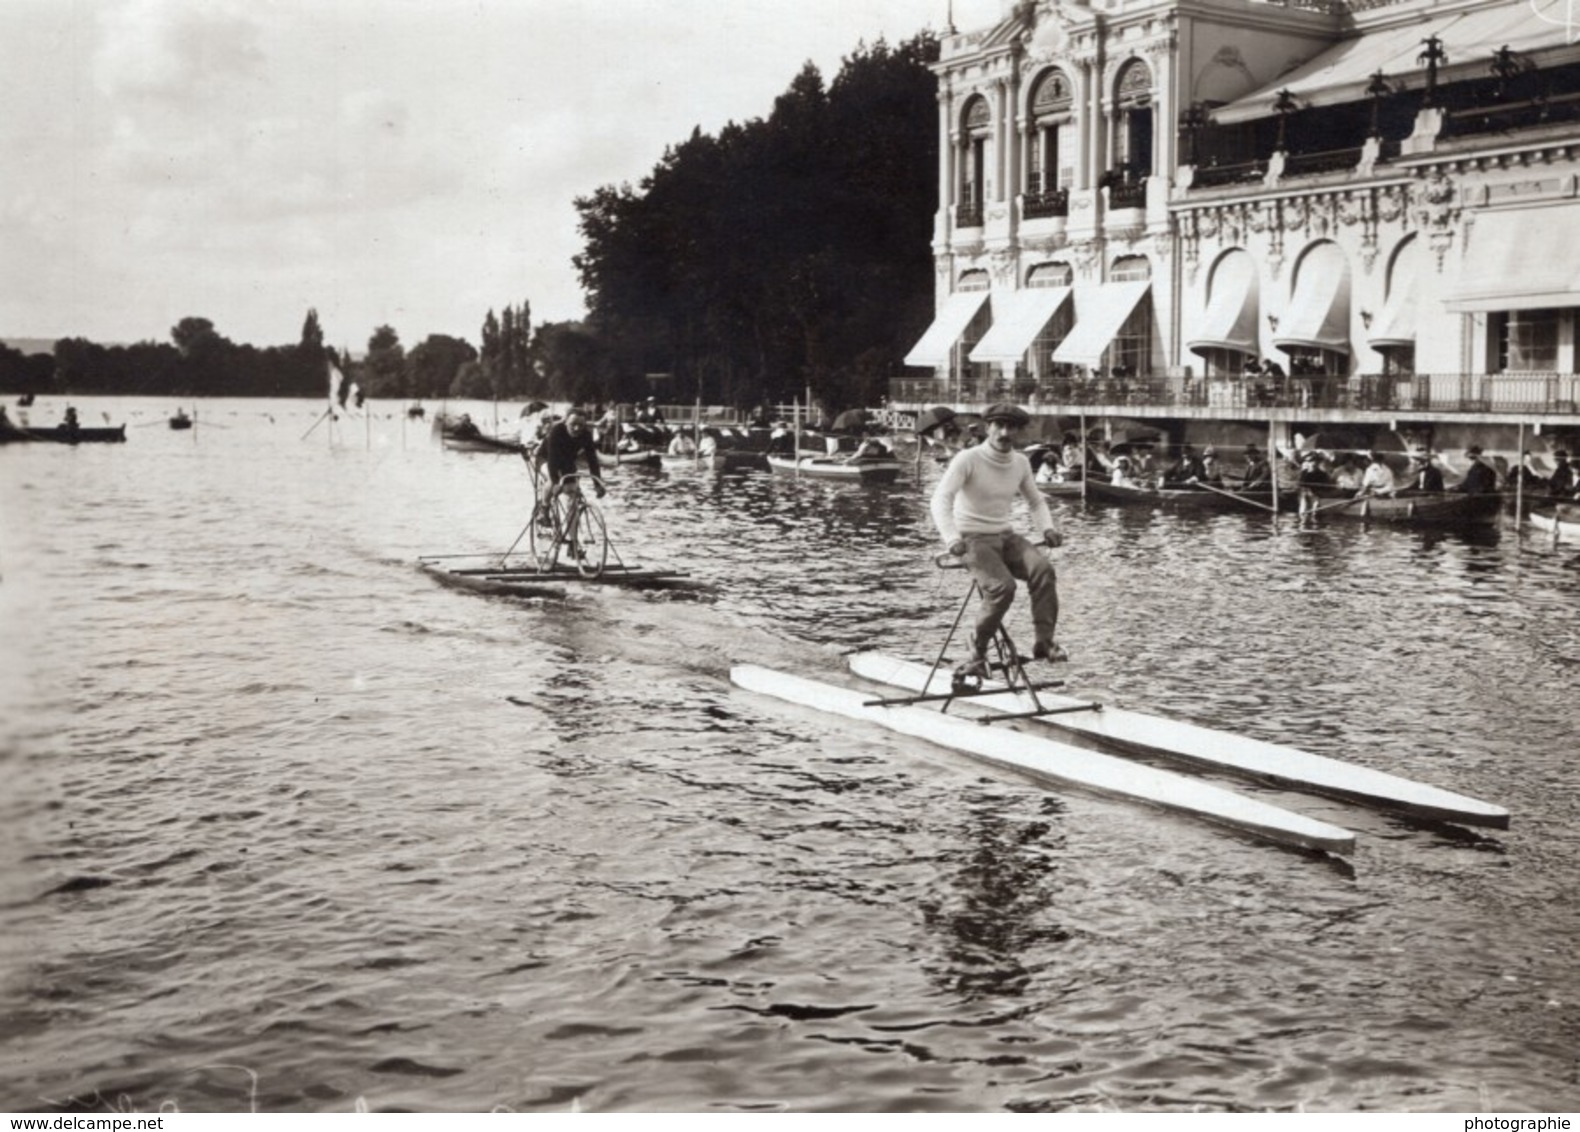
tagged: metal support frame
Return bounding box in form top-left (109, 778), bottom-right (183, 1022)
top-left (863, 574), bottom-right (1101, 722)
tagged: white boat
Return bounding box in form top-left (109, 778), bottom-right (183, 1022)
top-left (1529, 503), bottom-right (1580, 544)
top-left (660, 449), bottom-right (764, 472)
top-left (731, 664), bottom-right (1355, 855)
top-left (765, 453), bottom-right (903, 483)
top-left (849, 652), bottom-right (1509, 830)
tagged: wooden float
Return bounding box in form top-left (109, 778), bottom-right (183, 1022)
top-left (849, 652), bottom-right (1508, 829)
top-left (730, 664), bottom-right (1355, 855)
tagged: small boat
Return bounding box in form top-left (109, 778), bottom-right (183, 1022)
top-left (660, 447), bottom-right (765, 472)
top-left (169, 409), bottom-right (193, 430)
top-left (419, 557), bottom-right (702, 598)
top-left (0, 419), bottom-right (127, 445)
top-left (1529, 502), bottom-right (1580, 544)
top-left (765, 453), bottom-right (904, 483)
top-left (849, 652), bottom-right (1508, 829)
top-left (434, 413), bottom-right (522, 454)
top-left (1303, 489), bottom-right (1504, 527)
top-left (614, 447), bottom-right (663, 468)
top-left (406, 403), bottom-right (426, 420)
top-left (1081, 475), bottom-right (1278, 512)
top-left (731, 664), bottom-right (1355, 855)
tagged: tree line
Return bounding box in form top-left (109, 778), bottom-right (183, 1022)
top-left (0, 33), bottom-right (941, 411)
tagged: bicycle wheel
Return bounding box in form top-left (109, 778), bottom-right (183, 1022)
top-left (570, 500), bottom-right (608, 578)
top-left (527, 494), bottom-right (568, 572)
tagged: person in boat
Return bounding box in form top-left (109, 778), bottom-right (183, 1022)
top-left (542, 409), bottom-right (607, 499)
top-left (63, 406), bottom-right (80, 432)
top-left (636, 397), bottom-right (665, 427)
top-left (1402, 451), bottom-right (1446, 493)
top-left (766, 421), bottom-right (795, 455)
top-left (1546, 450), bottom-right (1575, 497)
top-left (1108, 454), bottom-right (1139, 488)
top-left (667, 431), bottom-right (697, 457)
top-left (1509, 450), bottom-right (1548, 495)
top-left (931, 403), bottom-right (1064, 676)
top-left (1329, 452), bottom-right (1364, 492)
top-left (1356, 450), bottom-right (1397, 498)
top-left (845, 436), bottom-right (893, 463)
top-left (1451, 446), bottom-right (1498, 494)
top-left (1241, 446), bottom-right (1271, 489)
top-left (1198, 446), bottom-right (1224, 486)
top-left (1295, 450), bottom-right (1332, 514)
top-left (1168, 444), bottom-right (1207, 486)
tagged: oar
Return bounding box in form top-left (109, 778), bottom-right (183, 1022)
top-left (1187, 479), bottom-right (1279, 513)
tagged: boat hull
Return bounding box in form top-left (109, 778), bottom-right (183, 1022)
top-left (420, 558), bottom-right (702, 597)
top-left (1304, 489), bottom-right (1504, 526)
top-left (732, 664), bottom-right (1354, 855)
top-left (765, 454), bottom-right (903, 483)
top-left (1081, 476), bottom-right (1278, 512)
top-left (1529, 503), bottom-right (1580, 543)
top-left (849, 653), bottom-right (1509, 829)
top-left (0, 423), bottom-right (127, 445)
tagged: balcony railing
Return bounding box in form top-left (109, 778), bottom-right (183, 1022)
top-left (1107, 178), bottom-right (1147, 210)
top-left (1023, 188), bottom-right (1070, 219)
top-left (1191, 160), bottom-right (1267, 189)
top-left (956, 202), bottom-right (983, 227)
top-left (1445, 91), bottom-right (1580, 139)
top-left (888, 372), bottom-right (1580, 415)
top-left (1281, 146), bottom-right (1366, 177)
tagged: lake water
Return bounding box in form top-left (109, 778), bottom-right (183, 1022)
top-left (2, 396), bottom-right (1578, 1113)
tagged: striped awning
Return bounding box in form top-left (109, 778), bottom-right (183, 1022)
top-left (1051, 282), bottom-right (1151, 369)
top-left (903, 290), bottom-right (991, 368)
top-left (968, 287), bottom-right (1073, 364)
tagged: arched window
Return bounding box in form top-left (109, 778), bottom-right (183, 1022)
top-left (1112, 59), bottom-right (1154, 185)
top-left (1110, 255), bottom-right (1152, 283)
top-left (1027, 263), bottom-right (1074, 288)
top-left (1372, 236), bottom-right (1418, 378)
top-left (959, 97), bottom-right (992, 226)
top-left (1027, 69), bottom-right (1076, 215)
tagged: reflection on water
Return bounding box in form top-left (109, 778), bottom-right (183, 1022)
top-left (2, 397), bottom-right (1579, 1112)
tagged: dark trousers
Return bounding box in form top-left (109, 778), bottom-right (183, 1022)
top-left (962, 531), bottom-right (1059, 657)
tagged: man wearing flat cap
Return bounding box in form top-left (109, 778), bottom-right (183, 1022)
top-left (930, 402), bottom-right (1065, 676)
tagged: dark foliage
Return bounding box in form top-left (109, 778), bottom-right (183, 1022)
top-left (573, 33), bottom-right (939, 411)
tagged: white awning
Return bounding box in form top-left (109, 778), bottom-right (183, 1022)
top-left (1213, 0), bottom-right (1580, 125)
top-left (1368, 290), bottom-right (1416, 349)
top-left (1186, 256), bottom-right (1259, 357)
top-left (1051, 282), bottom-right (1151, 368)
top-left (1445, 207), bottom-right (1580, 312)
top-left (903, 290), bottom-right (991, 368)
top-left (1274, 258), bottom-right (1350, 354)
top-left (968, 287), bottom-right (1073, 364)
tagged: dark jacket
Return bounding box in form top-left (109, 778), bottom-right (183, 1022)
top-left (543, 421), bottom-right (602, 486)
top-left (1456, 461), bottom-right (1497, 495)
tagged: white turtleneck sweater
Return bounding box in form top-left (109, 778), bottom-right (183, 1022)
top-left (930, 443), bottom-right (1057, 545)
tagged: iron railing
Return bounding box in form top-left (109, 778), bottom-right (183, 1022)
top-left (888, 373), bottom-right (1580, 415)
top-left (1023, 188), bottom-right (1070, 219)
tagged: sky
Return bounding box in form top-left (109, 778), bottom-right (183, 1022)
top-left (0, 0), bottom-right (1004, 352)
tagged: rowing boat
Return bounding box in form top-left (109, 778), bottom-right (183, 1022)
top-left (848, 652), bottom-right (1508, 829)
top-left (1303, 489), bottom-right (1504, 526)
top-left (765, 453), bottom-right (904, 483)
top-left (0, 421), bottom-right (128, 445)
top-left (1081, 476), bottom-right (1278, 512)
top-left (1529, 502), bottom-right (1580, 544)
top-left (731, 664), bottom-right (1355, 855)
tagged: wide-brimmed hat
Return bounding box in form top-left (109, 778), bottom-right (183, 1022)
top-left (981, 402), bottom-right (1030, 426)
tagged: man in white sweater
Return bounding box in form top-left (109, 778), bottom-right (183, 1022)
top-left (930, 402), bottom-right (1065, 677)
